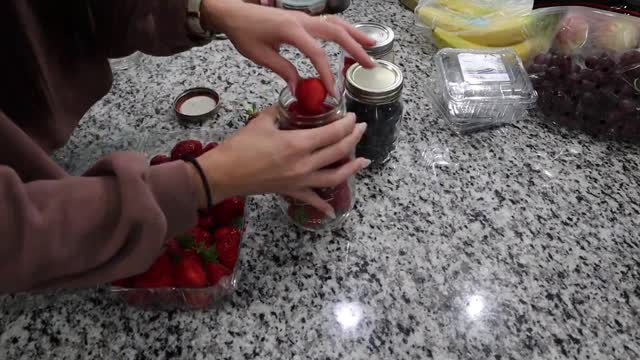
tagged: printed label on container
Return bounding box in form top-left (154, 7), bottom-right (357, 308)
top-left (458, 54), bottom-right (509, 83)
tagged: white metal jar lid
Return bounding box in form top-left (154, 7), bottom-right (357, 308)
top-left (280, 0), bottom-right (326, 9)
top-left (354, 22), bottom-right (395, 57)
top-left (346, 60), bottom-right (403, 104)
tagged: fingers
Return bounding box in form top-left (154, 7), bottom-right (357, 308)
top-left (302, 157), bottom-right (370, 188)
top-left (306, 17), bottom-right (376, 70)
top-left (283, 189), bottom-right (336, 219)
top-left (252, 48), bottom-right (300, 91)
top-left (291, 113), bottom-right (356, 150)
top-left (250, 105), bottom-right (279, 128)
top-left (331, 16), bottom-right (377, 49)
top-left (309, 121), bottom-right (366, 169)
top-left (283, 31), bottom-right (336, 96)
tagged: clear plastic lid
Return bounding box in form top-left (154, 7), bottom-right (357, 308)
top-left (434, 48), bottom-right (537, 107)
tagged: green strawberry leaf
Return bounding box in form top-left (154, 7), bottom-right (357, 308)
top-left (292, 207), bottom-right (308, 226)
top-left (176, 234), bottom-right (195, 249)
top-left (232, 216), bottom-right (245, 230)
top-left (198, 246), bottom-right (219, 263)
top-left (246, 104), bottom-right (258, 116)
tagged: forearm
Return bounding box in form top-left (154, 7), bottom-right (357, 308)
top-left (0, 155), bottom-right (199, 293)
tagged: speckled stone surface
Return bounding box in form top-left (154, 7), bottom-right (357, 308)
top-left (2, 1), bottom-right (640, 359)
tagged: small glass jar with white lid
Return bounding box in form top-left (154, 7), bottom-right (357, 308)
top-left (341, 23), bottom-right (396, 79)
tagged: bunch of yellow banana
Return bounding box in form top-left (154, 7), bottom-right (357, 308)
top-left (416, 1), bottom-right (560, 62)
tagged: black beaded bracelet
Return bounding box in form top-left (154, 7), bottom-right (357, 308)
top-left (183, 155), bottom-right (213, 210)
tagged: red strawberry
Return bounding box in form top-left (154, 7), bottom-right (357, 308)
top-left (328, 181), bottom-right (352, 212)
top-left (132, 253), bottom-right (175, 288)
top-left (197, 211), bottom-right (217, 231)
top-left (214, 227), bottom-right (242, 269)
top-left (177, 227), bottom-right (214, 250)
top-left (166, 239), bottom-right (184, 259)
top-left (342, 56), bottom-right (356, 77)
top-left (191, 227), bottom-right (214, 247)
top-left (296, 78), bottom-right (327, 114)
top-left (212, 197), bottom-right (245, 226)
top-left (206, 263), bottom-right (231, 286)
top-left (150, 154), bottom-right (172, 166)
top-left (175, 253), bottom-right (208, 288)
top-left (287, 204), bottom-right (326, 229)
top-left (170, 139), bottom-right (203, 160)
top-left (202, 142), bottom-right (218, 153)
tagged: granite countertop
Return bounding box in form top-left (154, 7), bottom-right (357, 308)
top-left (2, 1), bottom-right (640, 359)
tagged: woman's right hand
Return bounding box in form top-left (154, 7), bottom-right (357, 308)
top-left (190, 106), bottom-right (369, 216)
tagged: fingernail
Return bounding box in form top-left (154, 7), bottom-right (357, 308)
top-left (361, 159), bottom-right (372, 169)
top-left (326, 208), bottom-right (336, 219)
top-left (288, 81), bottom-right (296, 94)
top-left (356, 122), bottom-right (367, 132)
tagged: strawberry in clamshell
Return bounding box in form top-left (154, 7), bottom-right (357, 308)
top-left (111, 136), bottom-right (247, 310)
top-left (202, 142), bottom-right (218, 153)
top-left (170, 139), bottom-right (203, 160)
top-left (150, 154), bottom-right (172, 166)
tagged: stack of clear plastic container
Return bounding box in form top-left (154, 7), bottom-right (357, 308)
top-left (426, 48), bottom-right (538, 133)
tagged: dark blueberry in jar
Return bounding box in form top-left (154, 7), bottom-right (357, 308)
top-left (585, 56), bottom-right (599, 69)
top-left (346, 97), bottom-right (403, 164)
top-left (619, 99), bottom-right (636, 113)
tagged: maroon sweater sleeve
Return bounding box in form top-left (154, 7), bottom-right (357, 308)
top-left (89, 0), bottom-right (205, 58)
top-left (0, 112), bottom-right (198, 294)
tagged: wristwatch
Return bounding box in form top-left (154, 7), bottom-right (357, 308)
top-left (186, 0), bottom-right (227, 41)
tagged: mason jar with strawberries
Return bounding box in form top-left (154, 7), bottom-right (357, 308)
top-left (276, 78), bottom-right (355, 231)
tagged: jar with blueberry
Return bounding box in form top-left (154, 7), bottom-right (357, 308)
top-left (345, 60), bottom-right (404, 166)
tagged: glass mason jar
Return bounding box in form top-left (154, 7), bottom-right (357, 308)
top-left (276, 87), bottom-right (355, 231)
top-left (341, 23), bottom-right (396, 81)
top-left (345, 60), bottom-right (404, 166)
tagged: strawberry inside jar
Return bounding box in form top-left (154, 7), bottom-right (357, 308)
top-left (275, 81), bottom-right (356, 231)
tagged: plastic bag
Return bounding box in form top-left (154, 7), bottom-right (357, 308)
top-left (525, 2), bottom-right (640, 143)
top-left (415, 0), bottom-right (564, 63)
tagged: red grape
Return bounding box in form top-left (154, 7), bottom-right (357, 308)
top-left (597, 58), bottom-right (615, 73)
top-left (547, 66), bottom-right (562, 79)
top-left (527, 64), bottom-right (547, 74)
top-left (534, 53), bottom-right (551, 65)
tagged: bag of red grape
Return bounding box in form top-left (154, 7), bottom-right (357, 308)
top-left (528, 0), bottom-right (640, 142)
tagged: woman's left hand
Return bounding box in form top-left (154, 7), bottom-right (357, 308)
top-left (200, 0), bottom-right (376, 94)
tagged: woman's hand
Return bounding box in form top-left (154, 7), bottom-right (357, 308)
top-left (188, 106), bottom-right (369, 216)
top-left (200, 0), bottom-right (376, 94)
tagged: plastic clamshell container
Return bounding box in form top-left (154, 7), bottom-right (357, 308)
top-left (429, 48), bottom-right (538, 132)
top-left (108, 129), bottom-right (246, 311)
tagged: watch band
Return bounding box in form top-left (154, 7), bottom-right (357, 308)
top-left (186, 0), bottom-right (215, 41)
